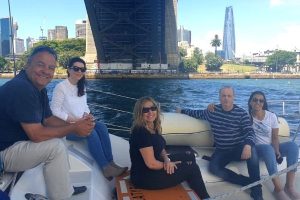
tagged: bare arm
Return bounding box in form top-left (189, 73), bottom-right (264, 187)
top-left (21, 114), bottom-right (95, 142)
top-left (139, 147), bottom-right (164, 170)
top-left (271, 128), bottom-right (280, 156)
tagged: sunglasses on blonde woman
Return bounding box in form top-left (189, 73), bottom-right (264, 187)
top-left (142, 106), bottom-right (157, 113)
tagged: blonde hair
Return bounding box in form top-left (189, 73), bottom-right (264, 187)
top-left (131, 96), bottom-right (162, 134)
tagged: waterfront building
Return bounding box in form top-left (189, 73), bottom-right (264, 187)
top-left (84, 0), bottom-right (179, 69)
top-left (14, 38), bottom-right (24, 54)
top-left (76, 20), bottom-right (86, 39)
top-left (26, 37), bottom-right (35, 51)
top-left (55, 26), bottom-right (68, 40)
top-left (47, 29), bottom-right (56, 40)
top-left (222, 6), bottom-right (236, 60)
top-left (0, 17), bottom-right (11, 57)
top-left (177, 26), bottom-right (191, 46)
top-left (47, 26), bottom-right (68, 41)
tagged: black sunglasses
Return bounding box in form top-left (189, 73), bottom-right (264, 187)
top-left (252, 98), bottom-right (264, 104)
top-left (142, 106), bottom-right (157, 113)
top-left (70, 66), bottom-right (86, 73)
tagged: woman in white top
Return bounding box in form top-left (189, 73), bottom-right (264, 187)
top-left (248, 91), bottom-right (299, 200)
top-left (51, 57), bottom-right (127, 180)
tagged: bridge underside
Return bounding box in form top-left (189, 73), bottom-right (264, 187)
top-left (85, 0), bottom-right (169, 67)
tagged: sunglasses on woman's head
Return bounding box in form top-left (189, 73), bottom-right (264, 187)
top-left (252, 98), bottom-right (264, 104)
top-left (70, 66), bottom-right (86, 73)
top-left (142, 106), bottom-right (157, 113)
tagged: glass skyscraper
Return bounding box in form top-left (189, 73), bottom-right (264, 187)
top-left (222, 6), bottom-right (235, 60)
top-left (0, 18), bottom-right (11, 57)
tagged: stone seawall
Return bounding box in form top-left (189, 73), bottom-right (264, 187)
top-left (1, 72), bottom-right (300, 79)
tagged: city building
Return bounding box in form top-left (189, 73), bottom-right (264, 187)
top-left (26, 37), bottom-right (36, 51)
top-left (47, 26), bottom-right (68, 40)
top-left (14, 37), bottom-right (24, 54)
top-left (177, 26), bottom-right (191, 46)
top-left (222, 6), bottom-right (236, 60)
top-left (47, 29), bottom-right (56, 40)
top-left (55, 26), bottom-right (68, 40)
top-left (0, 17), bottom-right (11, 57)
top-left (84, 0), bottom-right (179, 69)
top-left (76, 20), bottom-right (86, 39)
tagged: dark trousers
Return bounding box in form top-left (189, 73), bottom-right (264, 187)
top-left (132, 151), bottom-right (210, 199)
top-left (209, 145), bottom-right (262, 198)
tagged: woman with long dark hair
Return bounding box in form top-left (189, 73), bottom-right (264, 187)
top-left (248, 91), bottom-right (299, 200)
top-left (51, 57), bottom-right (127, 180)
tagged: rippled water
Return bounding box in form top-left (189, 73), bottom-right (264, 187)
top-left (1, 78), bottom-right (300, 139)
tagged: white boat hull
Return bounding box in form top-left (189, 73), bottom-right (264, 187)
top-left (9, 113), bottom-right (299, 200)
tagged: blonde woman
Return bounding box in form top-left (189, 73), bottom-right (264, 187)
top-left (129, 97), bottom-right (210, 199)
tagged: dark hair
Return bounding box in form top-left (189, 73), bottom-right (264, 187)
top-left (27, 45), bottom-right (57, 64)
top-left (248, 91), bottom-right (269, 122)
top-left (67, 57), bottom-right (87, 97)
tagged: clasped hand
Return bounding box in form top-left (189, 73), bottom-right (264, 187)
top-left (75, 113), bottom-right (95, 137)
top-left (164, 161), bottom-right (181, 174)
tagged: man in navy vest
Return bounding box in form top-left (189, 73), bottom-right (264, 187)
top-left (0, 46), bottom-right (94, 199)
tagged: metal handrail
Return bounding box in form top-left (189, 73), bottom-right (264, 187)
top-left (268, 99), bottom-right (300, 116)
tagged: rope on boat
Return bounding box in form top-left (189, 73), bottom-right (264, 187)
top-left (87, 88), bottom-right (138, 100)
top-left (105, 122), bottom-right (131, 130)
top-left (205, 160), bottom-right (300, 200)
top-left (108, 128), bottom-right (131, 132)
top-left (89, 103), bottom-right (132, 114)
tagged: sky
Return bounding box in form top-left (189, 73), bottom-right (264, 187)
top-left (1, 0), bottom-right (300, 57)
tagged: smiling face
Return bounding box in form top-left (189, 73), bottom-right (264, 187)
top-left (68, 61), bottom-right (86, 84)
top-left (142, 100), bottom-right (157, 125)
top-left (25, 51), bottom-right (57, 90)
top-left (250, 94), bottom-right (265, 112)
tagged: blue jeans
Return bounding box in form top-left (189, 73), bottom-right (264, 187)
top-left (67, 121), bottom-right (113, 168)
top-left (209, 145), bottom-right (262, 198)
top-left (256, 141), bottom-right (299, 175)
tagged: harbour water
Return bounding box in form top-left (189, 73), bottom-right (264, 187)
top-left (1, 78), bottom-right (300, 139)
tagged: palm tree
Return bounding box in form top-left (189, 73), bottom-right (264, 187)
top-left (210, 34), bottom-right (221, 56)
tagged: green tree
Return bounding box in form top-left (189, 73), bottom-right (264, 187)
top-left (180, 48), bottom-right (204, 72)
top-left (266, 50), bottom-right (297, 72)
top-left (205, 52), bottom-right (223, 71)
top-left (27, 39), bottom-right (86, 68)
top-left (210, 34), bottom-right (221, 56)
top-left (178, 46), bottom-right (187, 58)
top-left (0, 57), bottom-right (8, 71)
top-left (192, 47), bottom-right (204, 65)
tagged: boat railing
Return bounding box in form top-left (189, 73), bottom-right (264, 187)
top-left (268, 100), bottom-right (300, 143)
top-left (268, 99), bottom-right (300, 116)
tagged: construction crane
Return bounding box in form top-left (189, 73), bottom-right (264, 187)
top-left (40, 26), bottom-right (44, 37)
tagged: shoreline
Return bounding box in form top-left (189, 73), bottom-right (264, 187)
top-left (1, 72), bottom-right (300, 79)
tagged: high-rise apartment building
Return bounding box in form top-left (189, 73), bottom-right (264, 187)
top-left (177, 26), bottom-right (191, 46)
top-left (222, 6), bottom-right (236, 60)
top-left (48, 26), bottom-right (68, 40)
top-left (76, 20), bottom-right (86, 39)
top-left (0, 17), bottom-right (11, 57)
top-left (48, 29), bottom-right (56, 40)
top-left (26, 37), bottom-right (35, 51)
top-left (14, 38), bottom-right (25, 54)
top-left (55, 26), bottom-right (68, 40)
